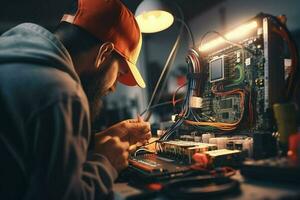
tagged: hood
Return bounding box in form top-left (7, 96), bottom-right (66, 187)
top-left (0, 23), bottom-right (79, 82)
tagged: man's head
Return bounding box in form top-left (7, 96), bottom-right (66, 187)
top-left (54, 0), bottom-right (145, 121)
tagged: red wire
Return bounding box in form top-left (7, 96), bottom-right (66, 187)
top-left (272, 27), bottom-right (298, 99)
top-left (172, 83), bottom-right (187, 106)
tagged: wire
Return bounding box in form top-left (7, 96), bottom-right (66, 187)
top-left (142, 31), bottom-right (182, 121)
top-left (176, 18), bottom-right (195, 47)
top-left (183, 28), bottom-right (254, 131)
top-left (261, 13), bottom-right (299, 100)
top-left (198, 14), bottom-right (299, 101)
top-left (132, 139), bottom-right (160, 154)
top-left (173, 0), bottom-right (195, 48)
top-left (133, 148), bottom-right (155, 157)
top-left (200, 113), bottom-right (216, 122)
top-left (172, 83), bottom-right (187, 106)
top-left (198, 30), bottom-right (255, 56)
top-left (134, 13), bottom-right (297, 156)
top-left (141, 3), bottom-right (197, 121)
top-left (158, 50), bottom-right (197, 141)
top-left (248, 88), bottom-right (254, 127)
top-left (185, 88), bottom-right (246, 131)
top-left (199, 31), bottom-right (241, 49)
top-left (140, 99), bottom-right (184, 117)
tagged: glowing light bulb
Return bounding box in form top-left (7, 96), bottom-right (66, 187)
top-left (136, 10), bottom-right (174, 33)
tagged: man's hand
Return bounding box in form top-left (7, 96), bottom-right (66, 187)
top-left (95, 137), bottom-right (129, 172)
top-left (96, 118), bottom-right (152, 145)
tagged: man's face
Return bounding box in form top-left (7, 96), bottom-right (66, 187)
top-left (79, 51), bottom-right (126, 122)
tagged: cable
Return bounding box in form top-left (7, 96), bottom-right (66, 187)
top-left (183, 28), bottom-right (255, 131)
top-left (185, 88), bottom-right (246, 131)
top-left (199, 31), bottom-right (241, 50)
top-left (141, 3), bottom-right (197, 121)
top-left (134, 13), bottom-right (297, 157)
top-left (261, 13), bottom-right (299, 100)
top-left (133, 148), bottom-right (155, 157)
top-left (143, 31), bottom-right (182, 121)
top-left (172, 83), bottom-right (187, 106)
top-left (197, 14), bottom-right (299, 101)
top-left (158, 50), bottom-right (198, 141)
top-left (131, 139), bottom-right (160, 153)
top-left (176, 18), bottom-right (195, 47)
top-left (140, 99), bottom-right (184, 117)
top-left (173, 0), bottom-right (195, 48)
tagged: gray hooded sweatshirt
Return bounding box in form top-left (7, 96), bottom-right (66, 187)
top-left (0, 23), bottom-right (117, 200)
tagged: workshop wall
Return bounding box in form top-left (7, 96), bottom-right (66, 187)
top-left (189, 0), bottom-right (300, 45)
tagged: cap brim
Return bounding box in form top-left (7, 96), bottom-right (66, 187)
top-left (118, 60), bottom-right (146, 88)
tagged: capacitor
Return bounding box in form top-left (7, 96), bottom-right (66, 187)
top-left (209, 138), bottom-right (218, 145)
top-left (217, 137), bottom-right (228, 149)
top-left (202, 133), bottom-right (213, 143)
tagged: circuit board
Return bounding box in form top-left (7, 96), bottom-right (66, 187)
top-left (201, 43), bottom-right (265, 129)
top-left (191, 15), bottom-right (285, 133)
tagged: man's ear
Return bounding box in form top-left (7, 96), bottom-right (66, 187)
top-left (95, 42), bottom-right (114, 68)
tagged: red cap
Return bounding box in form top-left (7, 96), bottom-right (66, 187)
top-left (61, 0), bottom-right (146, 88)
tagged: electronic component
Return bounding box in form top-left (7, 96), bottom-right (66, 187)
top-left (202, 133), bottom-right (214, 143)
top-left (128, 153), bottom-right (193, 178)
top-left (157, 140), bottom-right (217, 164)
top-left (205, 149), bottom-right (243, 167)
top-left (185, 14), bottom-right (286, 133)
top-left (209, 56), bottom-right (225, 83)
top-left (219, 98), bottom-right (233, 109)
top-left (212, 95), bottom-right (241, 123)
top-left (143, 14), bottom-right (293, 177)
top-left (189, 96), bottom-right (203, 108)
top-left (226, 137), bottom-right (253, 157)
top-left (129, 139), bottom-right (244, 177)
top-left (174, 135), bottom-right (253, 158)
top-left (216, 137), bottom-right (228, 149)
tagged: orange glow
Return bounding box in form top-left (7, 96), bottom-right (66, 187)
top-left (199, 21), bottom-right (258, 52)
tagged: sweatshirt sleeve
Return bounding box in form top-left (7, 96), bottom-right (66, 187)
top-left (25, 97), bottom-right (118, 200)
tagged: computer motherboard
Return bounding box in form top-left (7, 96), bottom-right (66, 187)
top-left (187, 14), bottom-right (285, 134)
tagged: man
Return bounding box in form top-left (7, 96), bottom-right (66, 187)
top-left (0, 0), bottom-right (151, 199)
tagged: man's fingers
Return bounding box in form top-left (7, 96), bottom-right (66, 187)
top-left (125, 119), bottom-right (139, 123)
top-left (135, 131), bottom-right (151, 141)
top-left (122, 141), bottom-right (130, 150)
top-left (109, 137), bottom-right (129, 150)
top-left (129, 144), bottom-right (137, 153)
top-left (122, 151), bottom-right (129, 160)
top-left (125, 121), bottom-right (150, 132)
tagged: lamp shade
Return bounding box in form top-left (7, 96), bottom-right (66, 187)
top-left (135, 0), bottom-right (174, 33)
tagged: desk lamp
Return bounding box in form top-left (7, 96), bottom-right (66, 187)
top-left (135, 0), bottom-right (195, 121)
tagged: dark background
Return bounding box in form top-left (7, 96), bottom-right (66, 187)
top-left (0, 0), bottom-right (223, 33)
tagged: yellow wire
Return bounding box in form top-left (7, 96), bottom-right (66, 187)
top-left (185, 89), bottom-right (246, 131)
